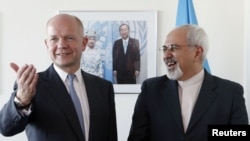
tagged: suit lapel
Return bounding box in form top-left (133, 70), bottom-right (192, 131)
top-left (81, 71), bottom-right (102, 140)
top-left (162, 80), bottom-right (184, 133)
top-left (126, 38), bottom-right (134, 55)
top-left (82, 71), bottom-right (96, 114)
top-left (42, 65), bottom-right (85, 140)
top-left (187, 71), bottom-right (217, 133)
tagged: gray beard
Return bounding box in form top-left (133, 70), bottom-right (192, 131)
top-left (166, 64), bottom-right (183, 80)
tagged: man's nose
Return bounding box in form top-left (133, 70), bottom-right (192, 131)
top-left (58, 39), bottom-right (67, 48)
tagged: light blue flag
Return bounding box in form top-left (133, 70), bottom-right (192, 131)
top-left (176, 0), bottom-right (211, 73)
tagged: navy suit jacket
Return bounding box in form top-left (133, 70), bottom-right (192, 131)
top-left (0, 64), bottom-right (118, 141)
top-left (128, 70), bottom-right (249, 141)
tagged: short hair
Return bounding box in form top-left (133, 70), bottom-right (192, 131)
top-left (73, 15), bottom-right (84, 36)
top-left (175, 24), bottom-right (209, 63)
top-left (46, 14), bottom-right (84, 36)
top-left (119, 23), bottom-right (130, 31)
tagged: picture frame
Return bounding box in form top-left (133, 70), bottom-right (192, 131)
top-left (59, 10), bottom-right (157, 94)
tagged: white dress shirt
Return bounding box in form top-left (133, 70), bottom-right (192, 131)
top-left (178, 69), bottom-right (204, 132)
top-left (123, 38), bottom-right (129, 53)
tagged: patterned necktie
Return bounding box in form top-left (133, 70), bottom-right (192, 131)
top-left (68, 74), bottom-right (85, 138)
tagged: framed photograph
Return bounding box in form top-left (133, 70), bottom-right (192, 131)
top-left (59, 10), bottom-right (157, 93)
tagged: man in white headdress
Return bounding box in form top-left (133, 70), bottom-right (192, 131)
top-left (81, 30), bottom-right (104, 78)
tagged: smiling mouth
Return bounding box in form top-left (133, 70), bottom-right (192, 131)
top-left (56, 53), bottom-right (71, 56)
top-left (168, 61), bottom-right (176, 67)
top-left (164, 59), bottom-right (177, 68)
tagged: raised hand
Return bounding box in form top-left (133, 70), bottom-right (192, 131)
top-left (10, 63), bottom-right (39, 106)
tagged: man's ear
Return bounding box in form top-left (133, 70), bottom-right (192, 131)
top-left (194, 46), bottom-right (203, 61)
top-left (44, 39), bottom-right (49, 49)
top-left (82, 37), bottom-right (88, 51)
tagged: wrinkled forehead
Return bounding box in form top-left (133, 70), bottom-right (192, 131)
top-left (165, 28), bottom-right (187, 45)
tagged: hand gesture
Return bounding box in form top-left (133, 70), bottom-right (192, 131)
top-left (10, 63), bottom-right (39, 106)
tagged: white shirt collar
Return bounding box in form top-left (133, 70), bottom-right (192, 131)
top-left (123, 37), bottom-right (129, 42)
top-left (178, 69), bottom-right (205, 86)
top-left (53, 64), bottom-right (82, 83)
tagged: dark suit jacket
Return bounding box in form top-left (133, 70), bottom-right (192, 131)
top-left (0, 64), bottom-right (118, 141)
top-left (113, 37), bottom-right (140, 84)
top-left (128, 70), bottom-right (249, 141)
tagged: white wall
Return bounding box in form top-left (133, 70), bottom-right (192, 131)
top-left (0, 0), bottom-right (249, 141)
top-left (244, 0), bottom-right (250, 123)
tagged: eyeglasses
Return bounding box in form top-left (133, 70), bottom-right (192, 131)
top-left (159, 44), bottom-right (195, 52)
